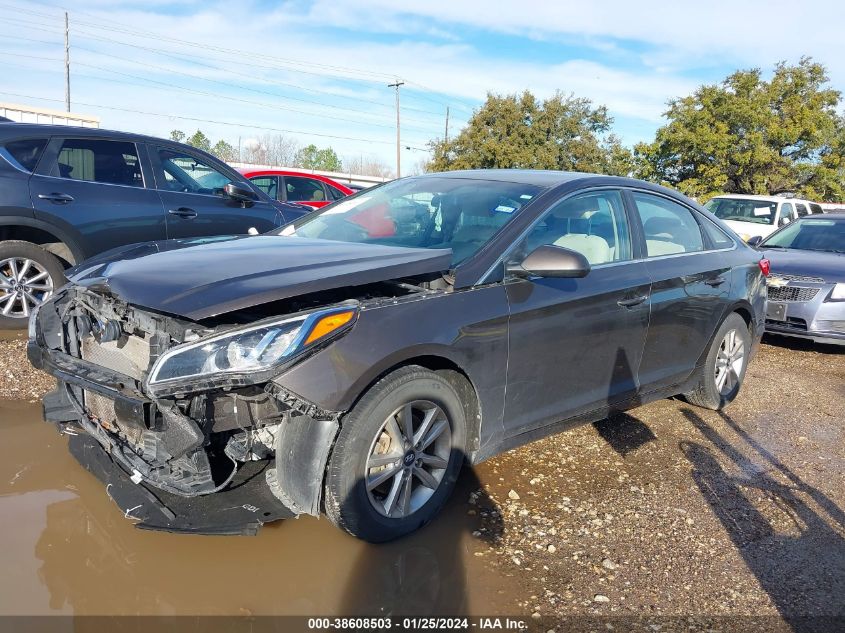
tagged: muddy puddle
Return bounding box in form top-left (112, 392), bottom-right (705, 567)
top-left (0, 400), bottom-right (519, 616)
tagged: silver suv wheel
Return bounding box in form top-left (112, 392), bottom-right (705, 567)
top-left (0, 257), bottom-right (55, 318)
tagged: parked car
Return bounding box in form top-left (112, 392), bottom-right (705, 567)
top-left (238, 168), bottom-right (354, 209)
top-left (29, 170), bottom-right (767, 542)
top-left (705, 194), bottom-right (823, 241)
top-left (749, 214), bottom-right (845, 345)
top-left (0, 124), bottom-right (309, 328)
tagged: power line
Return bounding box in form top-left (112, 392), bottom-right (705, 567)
top-left (0, 19), bottom-right (458, 124)
top-left (0, 39), bottom-right (443, 135)
top-left (0, 2), bottom-right (475, 116)
top-left (0, 89), bottom-right (430, 150)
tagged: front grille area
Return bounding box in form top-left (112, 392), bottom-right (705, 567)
top-left (766, 317), bottom-right (808, 331)
top-left (767, 285), bottom-right (820, 303)
top-left (80, 334), bottom-right (151, 381)
top-left (769, 274), bottom-right (825, 284)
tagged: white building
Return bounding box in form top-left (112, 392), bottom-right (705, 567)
top-left (0, 102), bottom-right (99, 128)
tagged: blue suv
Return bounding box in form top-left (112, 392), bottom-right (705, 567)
top-left (0, 123), bottom-right (308, 327)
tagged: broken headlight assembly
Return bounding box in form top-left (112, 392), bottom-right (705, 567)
top-left (146, 306), bottom-right (357, 393)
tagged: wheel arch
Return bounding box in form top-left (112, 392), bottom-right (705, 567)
top-left (342, 352), bottom-right (483, 461)
top-left (0, 216), bottom-right (85, 266)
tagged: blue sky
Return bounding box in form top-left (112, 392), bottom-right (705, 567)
top-left (2, 0), bottom-right (844, 174)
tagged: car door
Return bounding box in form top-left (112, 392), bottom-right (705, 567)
top-left (629, 190), bottom-right (733, 393)
top-left (503, 189), bottom-right (651, 436)
top-left (29, 136), bottom-right (166, 258)
top-left (282, 175), bottom-right (331, 209)
top-left (149, 145), bottom-right (285, 239)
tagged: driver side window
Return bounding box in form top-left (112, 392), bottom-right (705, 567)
top-left (156, 148), bottom-right (233, 195)
top-left (520, 190), bottom-right (632, 265)
top-left (779, 203), bottom-right (794, 226)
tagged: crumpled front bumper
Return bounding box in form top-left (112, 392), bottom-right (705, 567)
top-left (41, 384), bottom-right (297, 535)
top-left (30, 329), bottom-right (339, 535)
top-left (69, 425), bottom-right (297, 535)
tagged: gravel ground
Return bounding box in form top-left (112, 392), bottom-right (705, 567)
top-left (1, 330), bottom-right (843, 626)
top-left (470, 335), bottom-right (845, 624)
top-left (0, 334), bottom-right (54, 401)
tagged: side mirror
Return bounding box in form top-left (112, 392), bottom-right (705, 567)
top-left (746, 235), bottom-right (763, 247)
top-left (224, 182), bottom-right (258, 204)
top-left (507, 244), bottom-right (591, 279)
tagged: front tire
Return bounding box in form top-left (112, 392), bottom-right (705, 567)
top-left (324, 366), bottom-right (467, 542)
top-left (0, 241), bottom-right (66, 329)
top-left (683, 312), bottom-right (751, 410)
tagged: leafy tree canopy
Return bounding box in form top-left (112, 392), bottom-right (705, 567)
top-left (295, 144), bottom-right (343, 171)
top-left (186, 129), bottom-right (212, 153)
top-left (634, 58), bottom-right (843, 201)
top-left (429, 90), bottom-right (632, 176)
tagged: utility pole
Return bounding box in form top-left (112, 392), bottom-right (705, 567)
top-left (444, 106), bottom-right (450, 144)
top-left (64, 11), bottom-right (70, 112)
top-left (388, 80), bottom-right (404, 178)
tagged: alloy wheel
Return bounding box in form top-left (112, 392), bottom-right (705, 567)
top-left (714, 328), bottom-right (745, 396)
top-left (0, 257), bottom-right (54, 319)
top-left (365, 399), bottom-right (452, 519)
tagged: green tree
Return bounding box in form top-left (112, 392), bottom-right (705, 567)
top-left (294, 144), bottom-right (343, 171)
top-left (428, 90), bottom-right (632, 175)
top-left (186, 129), bottom-right (212, 152)
top-left (634, 58), bottom-right (842, 200)
top-left (211, 139), bottom-right (238, 162)
top-left (170, 129), bottom-right (185, 143)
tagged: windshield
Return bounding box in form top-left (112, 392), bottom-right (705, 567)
top-left (705, 198), bottom-right (778, 225)
top-left (276, 176), bottom-right (543, 266)
top-left (761, 217), bottom-right (845, 253)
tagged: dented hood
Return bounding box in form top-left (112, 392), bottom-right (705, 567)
top-left (68, 235), bottom-right (452, 320)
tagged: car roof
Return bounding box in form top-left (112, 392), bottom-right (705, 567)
top-left (711, 193), bottom-right (821, 205)
top-left (0, 122), bottom-right (178, 146)
top-left (412, 169), bottom-right (601, 187)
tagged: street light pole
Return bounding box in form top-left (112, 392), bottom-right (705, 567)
top-left (64, 11), bottom-right (70, 112)
top-left (388, 81), bottom-right (404, 178)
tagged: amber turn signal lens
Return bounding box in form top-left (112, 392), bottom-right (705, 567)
top-left (304, 310), bottom-right (356, 345)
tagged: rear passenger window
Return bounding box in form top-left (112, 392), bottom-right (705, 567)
top-left (250, 176), bottom-right (278, 199)
top-left (795, 203), bottom-right (809, 217)
top-left (285, 176), bottom-right (327, 202)
top-left (700, 219), bottom-right (735, 249)
top-left (326, 184), bottom-right (347, 201)
top-left (632, 193), bottom-right (704, 257)
top-left (54, 139), bottom-right (143, 188)
top-left (521, 190), bottom-right (631, 265)
top-left (3, 138), bottom-right (47, 172)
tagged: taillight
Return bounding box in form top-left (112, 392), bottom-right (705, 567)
top-left (758, 258), bottom-right (770, 276)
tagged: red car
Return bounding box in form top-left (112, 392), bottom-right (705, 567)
top-left (238, 169), bottom-right (354, 209)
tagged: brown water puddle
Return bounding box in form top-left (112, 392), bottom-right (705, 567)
top-left (0, 400), bottom-right (518, 616)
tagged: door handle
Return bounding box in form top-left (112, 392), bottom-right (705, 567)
top-left (168, 207), bottom-right (198, 219)
top-left (37, 193), bottom-right (74, 204)
top-left (617, 295), bottom-right (648, 308)
top-left (704, 276), bottom-right (727, 287)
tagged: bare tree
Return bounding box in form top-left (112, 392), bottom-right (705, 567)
top-left (241, 134), bottom-right (301, 167)
top-left (344, 155), bottom-right (394, 178)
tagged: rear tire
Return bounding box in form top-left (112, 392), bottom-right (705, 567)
top-left (0, 241), bottom-right (66, 329)
top-left (324, 366), bottom-right (466, 543)
top-left (683, 313), bottom-right (751, 410)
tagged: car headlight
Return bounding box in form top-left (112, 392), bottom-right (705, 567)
top-left (830, 283), bottom-right (845, 301)
top-left (147, 307), bottom-right (357, 387)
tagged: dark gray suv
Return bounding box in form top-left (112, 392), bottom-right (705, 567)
top-left (0, 123), bottom-right (308, 328)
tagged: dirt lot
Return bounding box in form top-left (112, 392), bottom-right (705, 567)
top-left (0, 331), bottom-right (843, 630)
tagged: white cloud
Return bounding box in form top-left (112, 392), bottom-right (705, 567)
top-left (4, 0), bottom-right (842, 168)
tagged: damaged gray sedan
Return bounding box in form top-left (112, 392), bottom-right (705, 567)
top-left (28, 170), bottom-right (767, 541)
